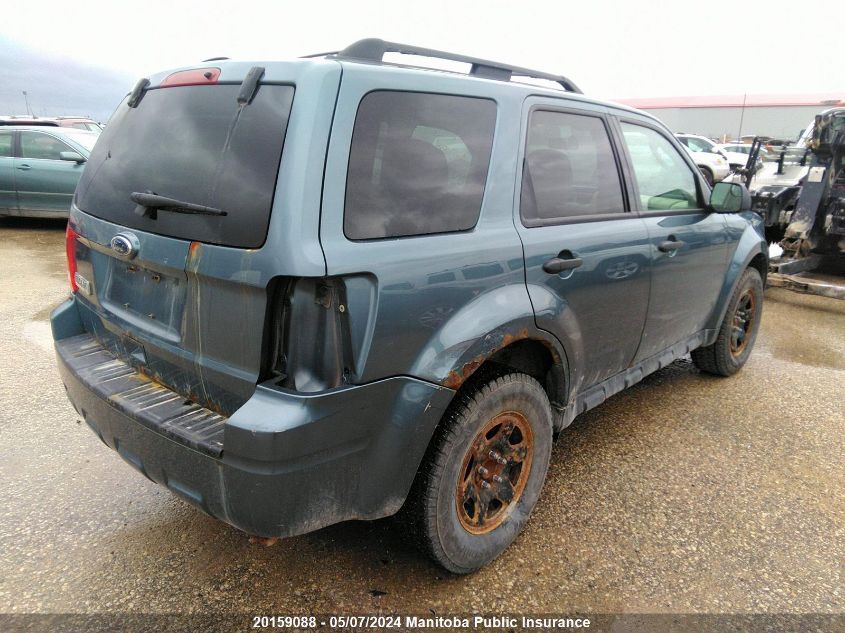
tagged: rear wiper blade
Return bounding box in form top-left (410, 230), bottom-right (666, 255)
top-left (130, 191), bottom-right (227, 219)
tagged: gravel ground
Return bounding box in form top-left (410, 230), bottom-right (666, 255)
top-left (0, 218), bottom-right (843, 617)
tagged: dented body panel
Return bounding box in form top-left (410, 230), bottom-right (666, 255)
top-left (52, 51), bottom-right (768, 539)
top-left (53, 303), bottom-right (453, 537)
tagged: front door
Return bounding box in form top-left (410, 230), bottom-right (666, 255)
top-left (516, 103), bottom-right (652, 393)
top-left (0, 130), bottom-right (16, 212)
top-left (14, 130), bottom-right (84, 214)
top-left (616, 119), bottom-right (730, 360)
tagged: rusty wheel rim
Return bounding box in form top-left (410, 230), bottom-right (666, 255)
top-left (456, 411), bottom-right (534, 535)
top-left (730, 289), bottom-right (756, 357)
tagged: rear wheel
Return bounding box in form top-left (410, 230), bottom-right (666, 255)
top-left (400, 373), bottom-right (553, 574)
top-left (692, 267), bottom-right (763, 376)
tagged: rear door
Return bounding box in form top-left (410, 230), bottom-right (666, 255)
top-left (615, 118), bottom-right (729, 359)
top-left (0, 130), bottom-right (15, 212)
top-left (14, 130), bottom-right (83, 213)
top-left (516, 100), bottom-right (652, 392)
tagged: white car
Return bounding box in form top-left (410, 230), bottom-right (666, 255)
top-left (674, 133), bottom-right (732, 185)
top-left (717, 143), bottom-right (771, 167)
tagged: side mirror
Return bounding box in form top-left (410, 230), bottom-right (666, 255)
top-left (59, 151), bottom-right (86, 163)
top-left (710, 182), bottom-right (751, 213)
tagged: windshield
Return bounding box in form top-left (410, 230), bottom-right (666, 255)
top-left (59, 129), bottom-right (99, 153)
top-left (684, 136), bottom-right (716, 153)
top-left (74, 83), bottom-right (295, 248)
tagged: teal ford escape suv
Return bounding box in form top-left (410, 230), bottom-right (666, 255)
top-left (51, 39), bottom-right (767, 573)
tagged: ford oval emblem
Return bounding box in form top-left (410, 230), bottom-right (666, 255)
top-left (110, 233), bottom-right (138, 259)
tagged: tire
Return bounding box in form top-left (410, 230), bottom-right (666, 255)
top-left (692, 267), bottom-right (763, 376)
top-left (699, 166), bottom-right (715, 187)
top-left (399, 373), bottom-right (553, 574)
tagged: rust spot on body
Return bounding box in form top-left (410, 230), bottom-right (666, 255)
top-left (442, 328), bottom-right (533, 389)
top-left (187, 241), bottom-right (202, 272)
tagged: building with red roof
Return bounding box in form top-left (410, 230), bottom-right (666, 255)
top-left (615, 93), bottom-right (845, 141)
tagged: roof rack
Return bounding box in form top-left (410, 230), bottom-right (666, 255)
top-left (309, 38), bottom-right (582, 94)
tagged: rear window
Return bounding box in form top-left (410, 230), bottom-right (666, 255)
top-left (344, 91), bottom-right (496, 240)
top-left (74, 83), bottom-right (294, 248)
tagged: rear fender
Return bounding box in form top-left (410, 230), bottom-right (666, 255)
top-left (409, 283), bottom-right (568, 394)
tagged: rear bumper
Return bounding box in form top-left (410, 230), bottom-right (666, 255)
top-left (51, 297), bottom-right (453, 538)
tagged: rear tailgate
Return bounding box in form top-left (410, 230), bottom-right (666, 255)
top-left (66, 66), bottom-right (316, 415)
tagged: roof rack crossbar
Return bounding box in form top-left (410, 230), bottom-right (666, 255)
top-left (325, 38), bottom-right (581, 93)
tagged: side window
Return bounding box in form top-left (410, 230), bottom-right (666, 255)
top-left (0, 132), bottom-right (12, 158)
top-left (521, 110), bottom-right (624, 223)
top-left (344, 91), bottom-right (496, 240)
top-left (20, 131), bottom-right (73, 160)
top-left (621, 123), bottom-right (700, 212)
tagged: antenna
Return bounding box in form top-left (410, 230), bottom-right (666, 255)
top-left (22, 91), bottom-right (33, 117)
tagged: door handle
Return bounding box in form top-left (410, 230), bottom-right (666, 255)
top-left (658, 238), bottom-right (685, 253)
top-left (543, 255), bottom-right (584, 274)
top-left (16, 164), bottom-right (32, 171)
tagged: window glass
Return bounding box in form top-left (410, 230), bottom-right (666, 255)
top-left (345, 91), bottom-right (496, 240)
top-left (521, 110), bottom-right (624, 222)
top-left (20, 132), bottom-right (72, 160)
top-left (683, 136), bottom-right (715, 153)
top-left (75, 84), bottom-right (294, 248)
top-left (622, 123), bottom-right (700, 211)
top-left (58, 130), bottom-right (97, 153)
top-left (0, 132), bottom-right (12, 158)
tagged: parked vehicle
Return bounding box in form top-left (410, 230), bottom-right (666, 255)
top-left (0, 126), bottom-right (96, 219)
top-left (51, 38), bottom-right (767, 573)
top-left (740, 108), bottom-right (845, 297)
top-left (718, 142), bottom-right (771, 163)
top-left (675, 133), bottom-right (732, 183)
top-left (0, 116), bottom-right (103, 132)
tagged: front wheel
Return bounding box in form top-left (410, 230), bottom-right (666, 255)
top-left (400, 373), bottom-right (553, 574)
top-left (699, 166), bottom-right (715, 187)
top-left (692, 267), bottom-right (763, 376)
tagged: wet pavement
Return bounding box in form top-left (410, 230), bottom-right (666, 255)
top-left (1, 217), bottom-right (843, 615)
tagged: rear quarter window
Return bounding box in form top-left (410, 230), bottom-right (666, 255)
top-left (344, 91), bottom-right (496, 240)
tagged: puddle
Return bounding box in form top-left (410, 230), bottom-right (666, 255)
top-left (0, 218), bottom-right (67, 258)
top-left (763, 336), bottom-right (845, 370)
top-left (760, 289), bottom-right (845, 370)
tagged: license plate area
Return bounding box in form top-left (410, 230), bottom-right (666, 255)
top-left (100, 259), bottom-right (187, 342)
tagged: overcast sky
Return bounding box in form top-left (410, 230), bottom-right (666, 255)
top-left (2, 0), bottom-right (842, 121)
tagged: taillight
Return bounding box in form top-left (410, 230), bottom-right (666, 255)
top-left (66, 225), bottom-right (79, 293)
top-left (160, 68), bottom-right (220, 88)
